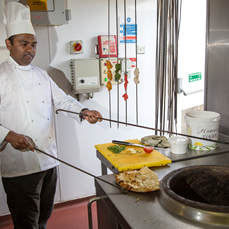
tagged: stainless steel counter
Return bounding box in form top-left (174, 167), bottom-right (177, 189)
top-left (95, 143), bottom-right (229, 229)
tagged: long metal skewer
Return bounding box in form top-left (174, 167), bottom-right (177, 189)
top-left (116, 0), bottom-right (120, 129)
top-left (155, 0), bottom-right (160, 135)
top-left (33, 147), bottom-right (128, 194)
top-left (55, 109), bottom-right (229, 145)
top-left (135, 0), bottom-right (139, 125)
top-left (124, 0), bottom-right (128, 126)
top-left (108, 0), bottom-right (111, 128)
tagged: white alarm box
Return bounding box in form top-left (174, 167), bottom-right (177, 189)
top-left (70, 58), bottom-right (100, 94)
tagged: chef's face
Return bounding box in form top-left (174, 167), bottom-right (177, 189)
top-left (5, 34), bottom-right (37, 66)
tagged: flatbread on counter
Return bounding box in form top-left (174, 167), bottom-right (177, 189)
top-left (115, 166), bottom-right (160, 192)
top-left (141, 135), bottom-right (170, 148)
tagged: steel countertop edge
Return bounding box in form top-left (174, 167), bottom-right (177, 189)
top-left (95, 143), bottom-right (229, 229)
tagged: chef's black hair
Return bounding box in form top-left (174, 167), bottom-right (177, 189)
top-left (8, 36), bottom-right (15, 45)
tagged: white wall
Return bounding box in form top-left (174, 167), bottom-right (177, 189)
top-left (0, 0), bottom-right (157, 214)
top-left (0, 0), bottom-right (207, 216)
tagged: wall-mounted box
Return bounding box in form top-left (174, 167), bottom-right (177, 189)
top-left (5, 0), bottom-right (70, 26)
top-left (97, 35), bottom-right (117, 58)
top-left (70, 58), bottom-right (100, 95)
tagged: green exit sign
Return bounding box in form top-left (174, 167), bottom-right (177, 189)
top-left (189, 72), bottom-right (202, 82)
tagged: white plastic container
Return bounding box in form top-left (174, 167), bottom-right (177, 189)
top-left (185, 111), bottom-right (221, 151)
top-left (169, 136), bottom-right (188, 154)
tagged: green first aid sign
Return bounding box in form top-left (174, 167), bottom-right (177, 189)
top-left (189, 72), bottom-right (202, 82)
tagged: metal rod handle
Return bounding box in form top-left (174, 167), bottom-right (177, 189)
top-left (34, 147), bottom-right (128, 194)
top-left (55, 109), bottom-right (229, 145)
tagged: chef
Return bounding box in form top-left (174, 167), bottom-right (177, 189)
top-left (0, 2), bottom-right (102, 229)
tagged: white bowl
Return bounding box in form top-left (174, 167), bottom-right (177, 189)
top-left (169, 136), bottom-right (188, 154)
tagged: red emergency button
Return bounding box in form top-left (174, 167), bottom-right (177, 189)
top-left (74, 43), bottom-right (82, 52)
top-left (70, 40), bottom-right (83, 54)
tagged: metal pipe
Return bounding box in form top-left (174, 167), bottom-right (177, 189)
top-left (88, 196), bottom-right (107, 229)
top-left (168, 0), bottom-right (173, 134)
top-left (108, 0), bottom-right (111, 128)
top-left (177, 78), bottom-right (204, 96)
top-left (135, 0), bottom-right (137, 69)
top-left (155, 0), bottom-right (160, 135)
top-left (124, 0), bottom-right (128, 126)
top-left (135, 0), bottom-right (139, 125)
top-left (181, 89), bottom-right (204, 96)
top-left (161, 0), bottom-right (168, 135)
top-left (109, 91), bottom-right (111, 128)
top-left (33, 146), bottom-right (128, 193)
top-left (170, 0), bottom-right (175, 135)
top-left (156, 1), bottom-right (161, 132)
top-left (136, 85), bottom-right (138, 125)
top-left (156, 0), bottom-right (161, 134)
top-left (159, 0), bottom-right (164, 134)
top-left (108, 0), bottom-right (110, 60)
top-left (55, 109), bottom-right (229, 145)
top-left (116, 0), bottom-right (120, 129)
top-left (117, 81), bottom-right (119, 129)
top-left (174, 0), bottom-right (179, 134)
top-left (156, 0), bottom-right (182, 137)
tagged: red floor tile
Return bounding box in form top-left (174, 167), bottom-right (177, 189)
top-left (0, 197), bottom-right (98, 229)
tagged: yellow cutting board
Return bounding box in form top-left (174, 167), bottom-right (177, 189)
top-left (95, 139), bottom-right (172, 172)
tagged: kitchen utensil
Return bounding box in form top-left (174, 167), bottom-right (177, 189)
top-left (55, 109), bottom-right (229, 145)
top-left (33, 147), bottom-right (128, 193)
top-left (34, 141), bottom-right (229, 193)
top-left (112, 140), bottom-right (154, 153)
top-left (95, 139), bottom-right (171, 172)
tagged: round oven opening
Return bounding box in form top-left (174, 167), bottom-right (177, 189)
top-left (161, 165), bottom-right (229, 213)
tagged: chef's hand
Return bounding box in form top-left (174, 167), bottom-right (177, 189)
top-left (82, 109), bottom-right (102, 124)
top-left (4, 131), bottom-right (35, 151)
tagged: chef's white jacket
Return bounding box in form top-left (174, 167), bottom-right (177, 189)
top-left (0, 56), bottom-right (85, 177)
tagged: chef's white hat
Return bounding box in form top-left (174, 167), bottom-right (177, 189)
top-left (3, 2), bottom-right (35, 38)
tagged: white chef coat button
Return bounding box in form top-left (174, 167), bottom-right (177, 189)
top-left (39, 83), bottom-right (41, 85)
top-left (49, 137), bottom-right (51, 139)
top-left (42, 101), bottom-right (44, 103)
top-left (47, 118), bottom-right (49, 120)
top-left (27, 101), bottom-right (29, 103)
top-left (31, 120), bottom-right (34, 122)
top-left (35, 139), bottom-right (37, 141)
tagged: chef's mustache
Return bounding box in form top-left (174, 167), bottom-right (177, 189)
top-left (24, 52), bottom-right (34, 56)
